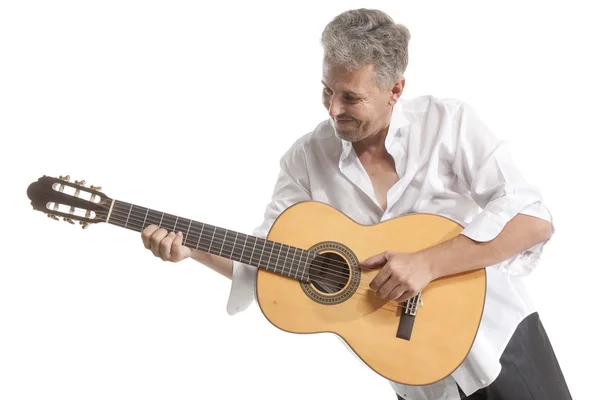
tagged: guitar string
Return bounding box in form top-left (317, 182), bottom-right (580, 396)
top-left (107, 206), bottom-right (380, 287)
top-left (88, 204), bottom-right (420, 312)
top-left (105, 205), bottom-right (421, 309)
top-left (107, 203), bottom-right (360, 275)
top-left (49, 200), bottom-right (422, 314)
top-left (106, 204), bottom-right (383, 281)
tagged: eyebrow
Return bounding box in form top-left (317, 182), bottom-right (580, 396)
top-left (321, 80), bottom-right (362, 97)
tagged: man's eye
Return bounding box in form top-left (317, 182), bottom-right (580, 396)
top-left (344, 96), bottom-right (359, 102)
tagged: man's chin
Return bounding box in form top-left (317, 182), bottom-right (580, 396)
top-left (338, 133), bottom-right (362, 143)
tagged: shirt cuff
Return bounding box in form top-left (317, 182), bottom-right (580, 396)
top-left (461, 194), bottom-right (529, 242)
top-left (225, 260), bottom-right (258, 315)
top-left (461, 198), bottom-right (555, 277)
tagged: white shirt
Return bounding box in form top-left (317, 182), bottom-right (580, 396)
top-left (225, 95), bottom-right (554, 400)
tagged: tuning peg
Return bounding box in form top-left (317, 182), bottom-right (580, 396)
top-left (74, 180), bottom-right (86, 186)
top-left (90, 185), bottom-right (102, 191)
top-left (80, 221), bottom-right (90, 229)
top-left (47, 213), bottom-right (59, 220)
top-left (59, 175), bottom-right (71, 182)
top-left (63, 217), bottom-right (74, 224)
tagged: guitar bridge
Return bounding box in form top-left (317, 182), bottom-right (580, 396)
top-left (405, 292), bottom-right (422, 316)
top-left (396, 292), bottom-right (422, 340)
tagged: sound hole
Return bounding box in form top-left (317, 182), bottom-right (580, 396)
top-left (309, 252), bottom-right (350, 294)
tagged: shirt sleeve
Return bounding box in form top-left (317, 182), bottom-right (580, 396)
top-left (226, 141), bottom-right (312, 315)
top-left (452, 102), bottom-right (555, 276)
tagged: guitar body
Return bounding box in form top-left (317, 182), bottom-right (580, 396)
top-left (257, 201), bottom-right (486, 386)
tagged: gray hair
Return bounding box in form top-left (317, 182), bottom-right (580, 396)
top-left (321, 9), bottom-right (411, 89)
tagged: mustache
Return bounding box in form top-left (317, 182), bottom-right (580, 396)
top-left (334, 114), bottom-right (356, 121)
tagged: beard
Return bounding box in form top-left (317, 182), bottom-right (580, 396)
top-left (333, 116), bottom-right (367, 142)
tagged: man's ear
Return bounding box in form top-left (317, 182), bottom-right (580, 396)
top-left (389, 77), bottom-right (405, 106)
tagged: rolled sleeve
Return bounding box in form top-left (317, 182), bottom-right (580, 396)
top-left (226, 141), bottom-right (312, 315)
top-left (452, 102), bottom-right (555, 276)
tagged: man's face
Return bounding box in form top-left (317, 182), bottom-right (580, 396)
top-left (322, 62), bottom-right (402, 143)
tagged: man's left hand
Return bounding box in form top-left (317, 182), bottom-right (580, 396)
top-left (360, 250), bottom-right (434, 302)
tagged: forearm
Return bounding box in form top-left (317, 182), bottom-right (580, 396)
top-left (416, 213), bottom-right (553, 280)
top-left (190, 249), bottom-right (234, 279)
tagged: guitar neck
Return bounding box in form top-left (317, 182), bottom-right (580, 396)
top-left (104, 199), bottom-right (312, 282)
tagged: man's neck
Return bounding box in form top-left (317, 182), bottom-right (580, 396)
top-left (353, 125), bottom-right (390, 160)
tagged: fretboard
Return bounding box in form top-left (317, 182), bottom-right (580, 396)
top-left (105, 199), bottom-right (313, 282)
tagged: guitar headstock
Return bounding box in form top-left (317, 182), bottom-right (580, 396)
top-left (27, 175), bottom-right (112, 228)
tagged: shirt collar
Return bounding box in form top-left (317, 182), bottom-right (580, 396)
top-left (337, 102), bottom-right (410, 162)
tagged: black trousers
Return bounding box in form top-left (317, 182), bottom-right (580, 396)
top-left (397, 312), bottom-right (571, 400)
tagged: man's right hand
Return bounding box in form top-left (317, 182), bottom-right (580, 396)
top-left (141, 225), bottom-right (192, 262)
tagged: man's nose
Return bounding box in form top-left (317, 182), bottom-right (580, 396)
top-left (328, 94), bottom-right (344, 119)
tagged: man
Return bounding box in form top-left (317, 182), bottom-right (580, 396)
top-left (141, 8), bottom-right (571, 400)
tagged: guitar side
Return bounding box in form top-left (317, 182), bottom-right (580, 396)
top-left (256, 201), bottom-right (486, 386)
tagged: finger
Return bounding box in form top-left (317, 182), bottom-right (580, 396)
top-left (388, 285), bottom-right (410, 301)
top-left (171, 232), bottom-right (191, 262)
top-left (396, 290), bottom-right (418, 303)
top-left (141, 224), bottom-right (160, 249)
top-left (159, 232), bottom-right (177, 261)
top-left (150, 228), bottom-right (169, 257)
top-left (377, 277), bottom-right (402, 299)
top-left (369, 266), bottom-right (392, 291)
top-left (360, 251), bottom-right (389, 269)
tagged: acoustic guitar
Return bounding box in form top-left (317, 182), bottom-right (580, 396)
top-left (26, 175), bottom-right (486, 386)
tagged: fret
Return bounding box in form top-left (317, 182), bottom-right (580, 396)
top-left (185, 219), bottom-right (192, 243)
top-left (164, 214), bottom-right (177, 232)
top-left (233, 232), bottom-right (241, 262)
top-left (282, 243), bottom-right (289, 274)
top-left (207, 225), bottom-right (217, 253)
top-left (229, 231), bottom-right (239, 260)
top-left (230, 232), bottom-right (243, 262)
top-left (271, 242), bottom-right (279, 273)
top-left (248, 236), bottom-right (258, 266)
top-left (159, 213), bottom-right (170, 230)
top-left (194, 222), bottom-right (205, 250)
top-left (266, 241), bottom-right (275, 273)
top-left (302, 250), bottom-right (310, 282)
top-left (240, 234), bottom-right (249, 264)
top-left (144, 209), bottom-right (161, 227)
top-left (235, 234), bottom-right (245, 264)
top-left (275, 243), bottom-right (283, 274)
top-left (142, 207), bottom-right (150, 228)
top-left (128, 204), bottom-right (139, 229)
top-left (124, 203), bottom-right (133, 229)
top-left (108, 201), bottom-right (123, 227)
top-left (174, 217), bottom-right (189, 235)
top-left (258, 238), bottom-right (267, 270)
top-left (290, 247), bottom-right (297, 279)
top-left (221, 230), bottom-right (235, 260)
top-left (298, 250), bottom-right (305, 281)
top-left (302, 252), bottom-right (310, 281)
top-left (130, 205), bottom-right (144, 230)
top-left (216, 227), bottom-right (227, 256)
top-left (173, 216), bottom-right (179, 232)
top-left (123, 203), bottom-right (131, 229)
top-left (282, 245), bottom-right (290, 277)
top-left (118, 202), bottom-right (132, 229)
top-left (161, 213), bottom-right (169, 230)
top-left (218, 229), bottom-right (228, 256)
top-left (153, 211), bottom-right (164, 226)
top-left (239, 234), bottom-right (249, 265)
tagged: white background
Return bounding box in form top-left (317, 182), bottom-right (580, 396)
top-left (1, 1), bottom-right (598, 399)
